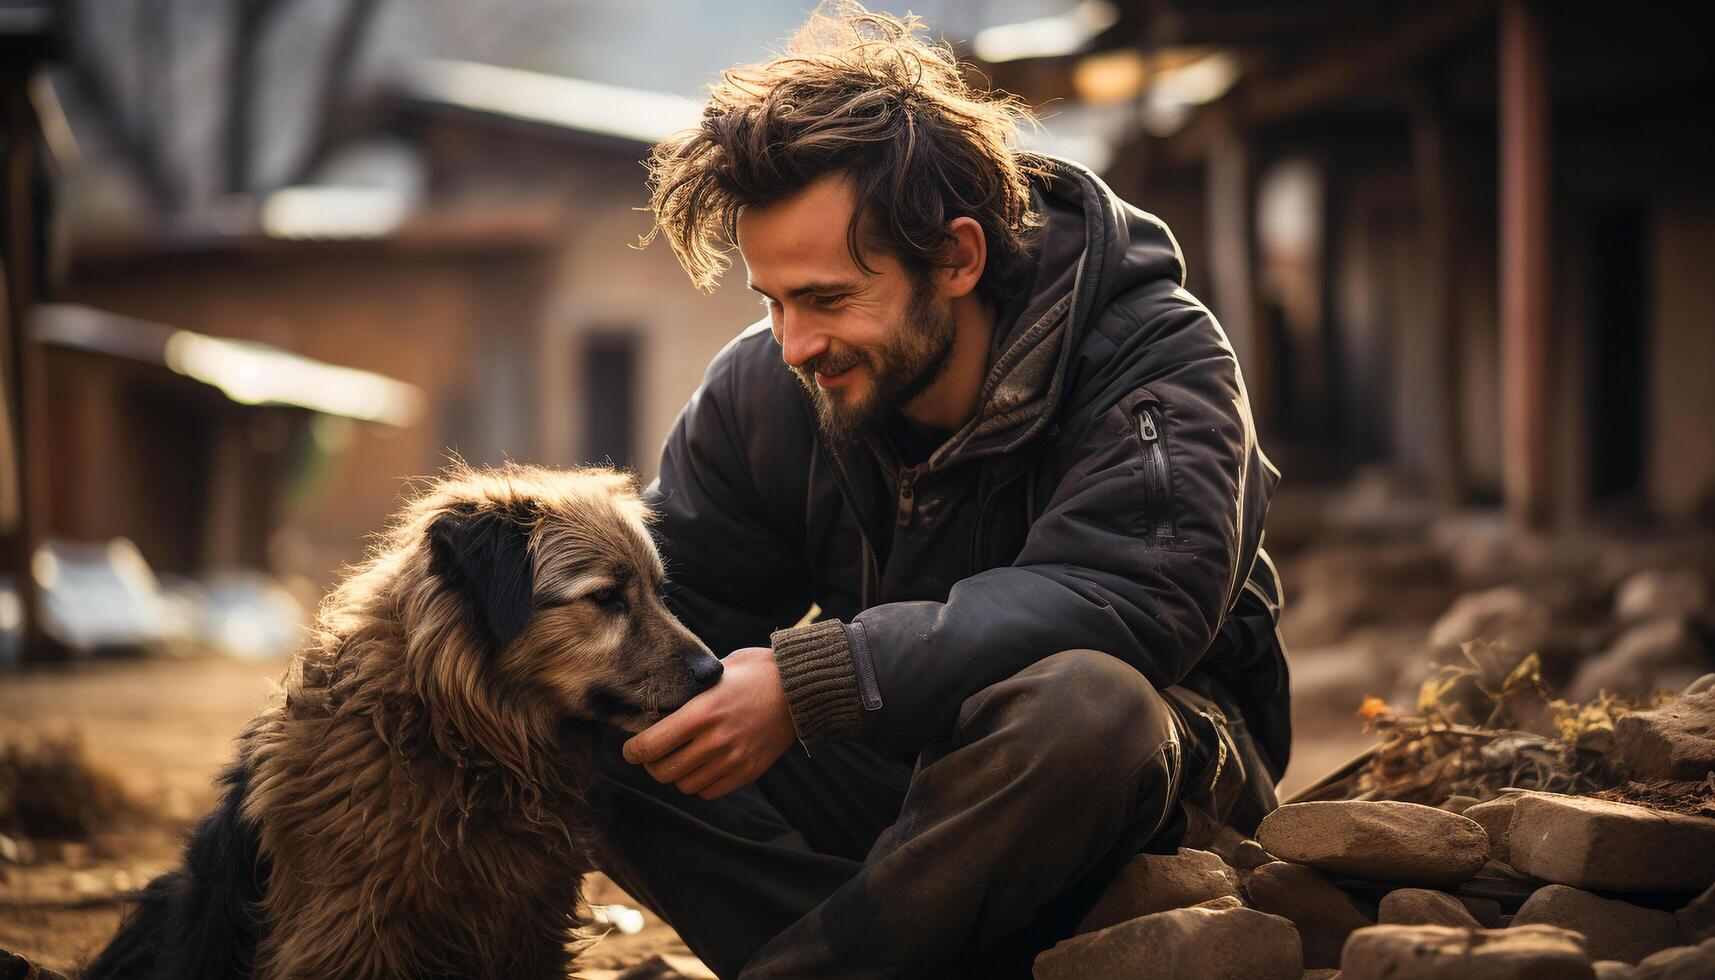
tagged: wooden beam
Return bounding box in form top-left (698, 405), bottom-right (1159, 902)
top-left (1205, 125), bottom-right (1274, 436)
top-left (1410, 92), bottom-right (1465, 506)
top-left (1244, 0), bottom-right (1493, 122)
top-left (1, 63), bottom-right (56, 659)
top-left (1161, 0), bottom-right (1494, 167)
top-left (1499, 0), bottom-right (1552, 528)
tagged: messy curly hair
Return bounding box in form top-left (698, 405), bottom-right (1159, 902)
top-left (643, 1), bottom-right (1045, 302)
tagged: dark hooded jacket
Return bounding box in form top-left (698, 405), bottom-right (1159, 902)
top-left (645, 156), bottom-right (1291, 779)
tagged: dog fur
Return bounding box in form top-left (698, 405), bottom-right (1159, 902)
top-left (87, 464), bottom-right (721, 980)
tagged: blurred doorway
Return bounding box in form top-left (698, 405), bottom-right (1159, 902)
top-left (583, 331), bottom-right (639, 469)
top-left (1587, 207), bottom-right (1648, 509)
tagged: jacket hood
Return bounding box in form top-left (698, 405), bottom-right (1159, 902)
top-left (917, 155), bottom-right (1188, 468)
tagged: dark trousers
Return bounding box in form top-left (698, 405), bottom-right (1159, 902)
top-left (592, 650), bottom-right (1277, 979)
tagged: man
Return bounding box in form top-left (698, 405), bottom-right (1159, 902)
top-left (595, 5), bottom-right (1289, 977)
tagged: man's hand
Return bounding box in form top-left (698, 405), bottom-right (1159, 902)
top-left (622, 646), bottom-right (796, 800)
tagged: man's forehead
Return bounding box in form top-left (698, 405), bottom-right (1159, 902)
top-left (737, 175), bottom-right (866, 288)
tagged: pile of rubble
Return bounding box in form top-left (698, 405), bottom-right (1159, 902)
top-left (1037, 793), bottom-right (1715, 978)
top-left (1287, 544), bottom-right (1715, 730)
top-left (1035, 681), bottom-right (1715, 978)
top-left (0, 723), bottom-right (137, 865)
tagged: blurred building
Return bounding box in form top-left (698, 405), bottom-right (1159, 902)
top-left (7, 2), bottom-right (788, 660)
top-left (980, 0), bottom-right (1715, 528)
top-left (51, 63), bottom-right (766, 598)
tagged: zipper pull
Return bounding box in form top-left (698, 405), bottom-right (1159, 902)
top-left (1138, 409), bottom-right (1160, 442)
top-left (896, 469), bottom-right (919, 527)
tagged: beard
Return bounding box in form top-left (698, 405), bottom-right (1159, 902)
top-left (792, 277), bottom-right (958, 452)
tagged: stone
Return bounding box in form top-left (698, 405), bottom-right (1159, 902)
top-left (1429, 587), bottom-right (1552, 658)
top-left (1593, 962), bottom-right (1637, 979)
top-left (1256, 801), bottom-right (1491, 886)
top-left (1512, 884), bottom-right (1682, 964)
top-left (1232, 838), bottom-right (1277, 871)
top-left (1441, 795), bottom-right (1481, 814)
top-left (1506, 792), bottom-right (1715, 892)
top-left (1339, 924), bottom-right (1592, 979)
top-left (1204, 824), bottom-right (1247, 857)
top-left (1615, 567), bottom-right (1709, 624)
top-left (1613, 689), bottom-right (1715, 781)
top-left (1463, 797), bottom-right (1520, 863)
top-left (1686, 673), bottom-right (1715, 697)
top-left (1569, 618), bottom-right (1711, 702)
top-left (1245, 861), bottom-right (1376, 969)
top-left (1676, 880), bottom-right (1715, 943)
top-left (1078, 848), bottom-right (1243, 933)
top-left (1459, 895), bottom-right (1508, 928)
top-left (1034, 905), bottom-right (1302, 980)
top-left (1205, 824), bottom-right (1273, 871)
top-left (1194, 894), bottom-right (1246, 911)
top-left (1302, 972), bottom-right (1340, 980)
top-left (1634, 938), bottom-right (1715, 980)
top-left (1378, 889), bottom-right (1484, 928)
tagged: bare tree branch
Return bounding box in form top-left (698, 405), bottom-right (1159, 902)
top-left (61, 0), bottom-right (176, 208)
top-left (225, 0), bottom-right (288, 193)
top-left (293, 0), bottom-right (382, 186)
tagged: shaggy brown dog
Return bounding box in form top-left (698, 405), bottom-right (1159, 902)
top-left (88, 464), bottom-right (722, 980)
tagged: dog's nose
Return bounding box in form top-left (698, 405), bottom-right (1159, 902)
top-left (688, 654), bottom-right (723, 692)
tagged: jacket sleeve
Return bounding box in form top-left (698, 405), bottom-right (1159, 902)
top-left (645, 332), bottom-right (829, 720)
top-left (771, 298), bottom-right (1273, 755)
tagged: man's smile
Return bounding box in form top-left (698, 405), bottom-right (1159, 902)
top-left (814, 365), bottom-right (857, 388)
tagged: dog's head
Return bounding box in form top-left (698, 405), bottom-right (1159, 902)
top-left (406, 464), bottom-right (722, 734)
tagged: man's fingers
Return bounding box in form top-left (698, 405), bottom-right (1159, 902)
top-left (673, 762), bottom-right (724, 797)
top-left (697, 769), bottom-right (753, 801)
top-left (643, 737), bottom-right (720, 783)
top-left (623, 702), bottom-right (704, 764)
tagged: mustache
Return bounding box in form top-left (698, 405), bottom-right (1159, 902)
top-left (801, 350), bottom-right (865, 377)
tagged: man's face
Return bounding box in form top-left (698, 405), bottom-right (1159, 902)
top-left (737, 174), bottom-right (956, 450)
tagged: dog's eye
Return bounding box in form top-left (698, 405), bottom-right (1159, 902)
top-left (588, 587), bottom-right (627, 612)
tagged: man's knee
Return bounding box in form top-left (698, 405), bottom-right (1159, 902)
top-left (956, 650), bottom-right (1176, 776)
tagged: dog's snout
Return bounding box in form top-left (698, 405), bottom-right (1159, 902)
top-left (688, 654), bottom-right (723, 692)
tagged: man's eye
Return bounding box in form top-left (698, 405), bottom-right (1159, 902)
top-left (812, 294), bottom-right (847, 309)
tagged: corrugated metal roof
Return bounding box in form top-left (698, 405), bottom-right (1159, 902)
top-left (32, 303), bottom-right (426, 427)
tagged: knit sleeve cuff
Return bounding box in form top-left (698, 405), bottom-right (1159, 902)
top-left (770, 619), bottom-right (863, 748)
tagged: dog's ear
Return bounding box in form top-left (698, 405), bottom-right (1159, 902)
top-left (428, 510), bottom-right (535, 650)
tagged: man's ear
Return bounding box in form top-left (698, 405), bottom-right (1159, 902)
top-left (428, 510), bottom-right (535, 650)
top-left (941, 216), bottom-right (987, 299)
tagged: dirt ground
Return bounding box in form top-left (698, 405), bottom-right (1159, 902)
top-left (0, 652), bottom-right (1373, 976)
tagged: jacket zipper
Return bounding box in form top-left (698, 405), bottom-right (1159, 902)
top-left (821, 447), bottom-right (882, 608)
top-left (968, 464), bottom-right (1030, 569)
top-left (1136, 404), bottom-right (1175, 545)
top-left (895, 466), bottom-right (923, 527)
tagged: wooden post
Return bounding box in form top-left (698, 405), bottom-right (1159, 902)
top-left (1499, 0), bottom-right (1552, 529)
top-left (1206, 125), bottom-right (1273, 435)
top-left (1412, 95), bottom-right (1465, 507)
top-left (1, 58), bottom-right (55, 660)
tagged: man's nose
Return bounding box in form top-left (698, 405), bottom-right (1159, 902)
top-left (777, 308), bottom-right (830, 369)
